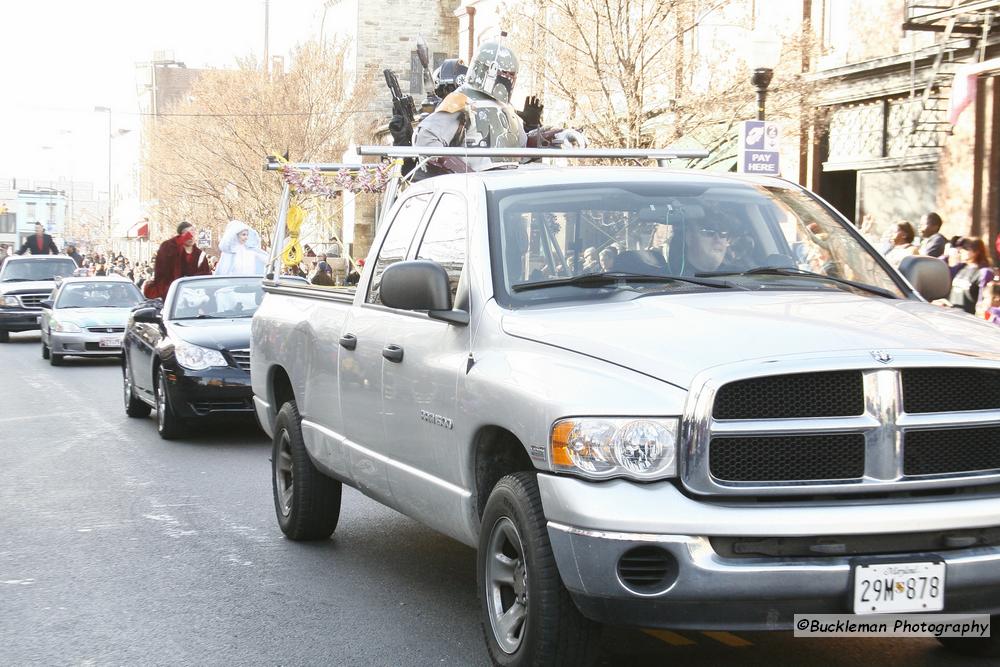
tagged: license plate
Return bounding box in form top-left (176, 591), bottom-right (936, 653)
top-left (853, 561), bottom-right (945, 614)
top-left (99, 336), bottom-right (122, 348)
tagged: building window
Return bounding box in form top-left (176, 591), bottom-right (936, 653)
top-left (409, 50), bottom-right (447, 96)
top-left (822, 0), bottom-right (850, 52)
top-left (0, 213), bottom-right (14, 234)
top-left (46, 202), bottom-right (56, 223)
top-left (26, 202), bottom-right (36, 221)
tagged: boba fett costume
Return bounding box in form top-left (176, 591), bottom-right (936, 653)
top-left (411, 39), bottom-right (528, 178)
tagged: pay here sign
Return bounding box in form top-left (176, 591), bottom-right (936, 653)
top-left (738, 120), bottom-right (781, 175)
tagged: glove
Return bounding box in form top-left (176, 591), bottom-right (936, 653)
top-left (388, 115), bottom-right (412, 146)
top-left (516, 96), bottom-right (544, 131)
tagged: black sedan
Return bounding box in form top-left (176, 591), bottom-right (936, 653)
top-left (122, 275), bottom-right (262, 439)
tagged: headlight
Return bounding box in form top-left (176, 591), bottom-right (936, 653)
top-left (51, 320), bottom-right (82, 333)
top-left (174, 342), bottom-right (228, 370)
top-left (551, 417), bottom-right (678, 480)
top-left (1, 296), bottom-right (19, 307)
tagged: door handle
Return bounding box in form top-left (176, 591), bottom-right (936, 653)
top-left (382, 344), bottom-right (404, 363)
top-left (339, 333), bottom-right (357, 350)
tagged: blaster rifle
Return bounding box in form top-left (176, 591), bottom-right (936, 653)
top-left (384, 69), bottom-right (416, 125)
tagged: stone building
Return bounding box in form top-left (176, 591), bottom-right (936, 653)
top-left (805, 0), bottom-right (1000, 258)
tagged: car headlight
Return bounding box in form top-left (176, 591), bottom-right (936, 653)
top-left (1, 296), bottom-right (19, 307)
top-left (51, 320), bottom-right (82, 333)
top-left (551, 417), bottom-right (678, 480)
top-left (174, 342), bottom-right (229, 370)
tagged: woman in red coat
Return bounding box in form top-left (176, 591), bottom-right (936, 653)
top-left (143, 221), bottom-right (212, 300)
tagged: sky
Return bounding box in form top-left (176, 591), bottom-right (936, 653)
top-left (0, 0), bottom-right (323, 191)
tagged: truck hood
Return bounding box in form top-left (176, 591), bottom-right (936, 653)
top-left (0, 280), bottom-right (56, 294)
top-left (500, 292), bottom-right (1000, 388)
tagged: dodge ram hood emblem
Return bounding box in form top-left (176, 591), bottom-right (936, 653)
top-left (870, 350), bottom-right (892, 364)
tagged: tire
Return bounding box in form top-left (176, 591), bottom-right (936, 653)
top-left (155, 368), bottom-right (185, 439)
top-left (0, 330), bottom-right (8, 343)
top-left (938, 619), bottom-right (1000, 658)
top-left (41, 340), bottom-right (50, 359)
top-left (123, 355), bottom-right (151, 418)
top-left (50, 352), bottom-right (64, 366)
top-left (478, 472), bottom-right (602, 667)
top-left (272, 400), bottom-right (342, 540)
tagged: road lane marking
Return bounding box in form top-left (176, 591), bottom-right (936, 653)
top-left (643, 629), bottom-right (697, 646)
top-left (702, 631), bottom-right (753, 647)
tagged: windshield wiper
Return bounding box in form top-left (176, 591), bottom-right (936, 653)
top-left (511, 271), bottom-right (731, 293)
top-left (696, 266), bottom-right (897, 299)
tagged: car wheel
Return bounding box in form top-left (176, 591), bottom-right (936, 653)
top-left (41, 340), bottom-right (50, 359)
top-left (123, 356), bottom-right (151, 418)
top-left (0, 330), bottom-right (10, 343)
top-left (478, 472), bottom-right (602, 667)
top-left (155, 369), bottom-right (185, 439)
top-left (938, 620), bottom-right (1000, 657)
top-left (272, 400), bottom-right (342, 540)
top-left (50, 352), bottom-right (64, 366)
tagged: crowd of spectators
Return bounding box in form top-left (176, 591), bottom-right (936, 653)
top-left (873, 211), bottom-right (998, 326)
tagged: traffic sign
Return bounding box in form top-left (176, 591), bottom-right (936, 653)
top-left (197, 230), bottom-right (212, 248)
top-left (738, 120), bottom-right (781, 175)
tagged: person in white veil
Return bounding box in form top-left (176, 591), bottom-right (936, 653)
top-left (215, 220), bottom-right (267, 276)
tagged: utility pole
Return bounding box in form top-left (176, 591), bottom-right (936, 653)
top-left (263, 0), bottom-right (270, 73)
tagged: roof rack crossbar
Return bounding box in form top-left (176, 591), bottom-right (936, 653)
top-left (356, 145), bottom-right (710, 160)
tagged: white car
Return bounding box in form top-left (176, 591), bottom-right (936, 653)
top-left (39, 276), bottom-right (143, 365)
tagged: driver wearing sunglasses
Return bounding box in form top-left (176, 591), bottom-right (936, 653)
top-left (678, 210), bottom-right (739, 274)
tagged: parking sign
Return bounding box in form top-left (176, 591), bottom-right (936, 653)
top-left (738, 120), bottom-right (781, 175)
top-left (197, 230), bottom-right (212, 248)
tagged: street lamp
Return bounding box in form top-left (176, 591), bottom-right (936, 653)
top-left (747, 31), bottom-right (782, 121)
top-left (94, 106), bottom-right (113, 240)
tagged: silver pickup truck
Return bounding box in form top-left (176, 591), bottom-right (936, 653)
top-left (252, 158), bottom-right (1000, 664)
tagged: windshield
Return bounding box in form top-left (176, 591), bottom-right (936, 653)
top-left (1, 259), bottom-right (78, 283)
top-left (56, 282), bottom-right (142, 309)
top-left (489, 180), bottom-right (907, 306)
top-left (170, 278), bottom-right (264, 320)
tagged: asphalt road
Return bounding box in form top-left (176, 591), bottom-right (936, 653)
top-left (0, 330), bottom-right (990, 666)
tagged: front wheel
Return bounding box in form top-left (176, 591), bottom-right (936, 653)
top-left (41, 340), bottom-right (50, 359)
top-left (155, 369), bottom-right (185, 439)
top-left (272, 401), bottom-right (342, 540)
top-left (478, 472), bottom-right (601, 667)
top-left (50, 352), bottom-right (64, 366)
top-left (938, 619), bottom-right (1000, 657)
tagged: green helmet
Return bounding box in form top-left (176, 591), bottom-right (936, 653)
top-left (465, 40), bottom-right (518, 103)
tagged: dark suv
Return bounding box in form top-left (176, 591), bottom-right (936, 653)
top-left (0, 255), bottom-right (78, 342)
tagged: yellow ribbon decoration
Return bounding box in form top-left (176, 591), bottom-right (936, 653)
top-left (281, 202), bottom-right (305, 268)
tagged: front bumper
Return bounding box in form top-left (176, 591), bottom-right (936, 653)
top-left (0, 309), bottom-right (42, 332)
top-left (50, 330), bottom-right (123, 357)
top-left (164, 366), bottom-right (255, 420)
top-left (538, 475), bottom-right (1000, 630)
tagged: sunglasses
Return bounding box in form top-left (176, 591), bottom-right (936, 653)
top-left (697, 227), bottom-right (733, 241)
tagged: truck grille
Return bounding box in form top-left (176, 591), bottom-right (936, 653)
top-left (905, 426), bottom-right (1000, 476)
top-left (902, 368), bottom-right (1000, 413)
top-left (713, 371), bottom-right (864, 419)
top-left (684, 361), bottom-right (1000, 497)
top-left (17, 293), bottom-right (48, 309)
top-left (710, 434), bottom-right (866, 482)
top-left (229, 349), bottom-right (251, 372)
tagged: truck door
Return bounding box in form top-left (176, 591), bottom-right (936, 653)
top-left (337, 193), bottom-right (430, 502)
top-left (379, 192), bottom-right (471, 533)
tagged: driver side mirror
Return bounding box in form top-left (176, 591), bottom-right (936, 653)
top-left (380, 260), bottom-right (468, 326)
top-left (39, 299), bottom-right (53, 309)
top-left (898, 255), bottom-right (951, 302)
top-left (132, 306), bottom-right (162, 324)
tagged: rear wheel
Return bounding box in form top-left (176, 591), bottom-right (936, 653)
top-left (155, 369), bottom-right (185, 439)
top-left (478, 472), bottom-right (601, 667)
top-left (272, 400), bottom-right (342, 540)
top-left (123, 355), bottom-right (151, 418)
top-left (938, 620), bottom-right (1000, 657)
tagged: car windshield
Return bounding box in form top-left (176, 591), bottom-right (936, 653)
top-left (170, 278), bottom-right (264, 320)
top-left (489, 179), bottom-right (907, 306)
top-left (56, 282), bottom-right (142, 309)
top-left (1, 259), bottom-right (78, 282)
